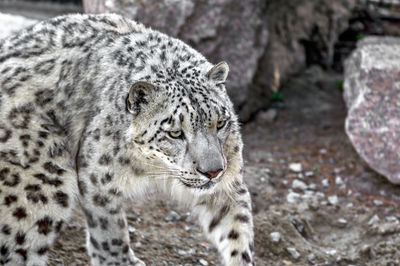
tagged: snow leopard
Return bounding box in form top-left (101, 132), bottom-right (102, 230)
top-left (0, 13), bottom-right (254, 266)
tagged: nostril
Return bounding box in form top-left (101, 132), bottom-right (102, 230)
top-left (197, 168), bottom-right (223, 179)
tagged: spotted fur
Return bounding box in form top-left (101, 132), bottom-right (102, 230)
top-left (0, 14), bottom-right (254, 266)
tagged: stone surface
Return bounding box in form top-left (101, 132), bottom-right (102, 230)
top-left (245, 0), bottom-right (355, 120)
top-left (270, 232), bottom-right (281, 243)
top-left (257, 108), bottom-right (278, 123)
top-left (239, 0), bottom-right (355, 120)
top-left (337, 218), bottom-right (348, 227)
top-left (0, 1), bottom-right (82, 20)
top-left (289, 163), bottom-right (302, 173)
top-left (0, 12), bottom-right (36, 39)
top-left (286, 247), bottom-right (301, 260)
top-left (328, 195), bottom-right (339, 205)
top-left (84, 0), bottom-right (269, 120)
top-left (199, 258), bottom-right (209, 265)
top-left (84, 0), bottom-right (355, 121)
top-left (292, 179), bottom-right (308, 191)
top-left (286, 191), bottom-right (301, 204)
top-left (343, 36), bottom-right (400, 184)
top-left (165, 210), bottom-right (181, 222)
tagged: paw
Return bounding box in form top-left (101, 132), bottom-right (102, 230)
top-left (226, 249), bottom-right (254, 266)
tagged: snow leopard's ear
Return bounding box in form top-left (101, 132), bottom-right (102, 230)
top-left (207, 61), bottom-right (229, 83)
top-left (126, 81), bottom-right (156, 115)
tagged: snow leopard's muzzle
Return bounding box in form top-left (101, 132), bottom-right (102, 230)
top-left (181, 131), bottom-right (227, 190)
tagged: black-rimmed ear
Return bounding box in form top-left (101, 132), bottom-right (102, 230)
top-left (126, 81), bottom-right (156, 115)
top-left (207, 61), bottom-right (229, 83)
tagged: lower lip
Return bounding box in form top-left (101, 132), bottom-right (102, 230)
top-left (198, 181), bottom-right (215, 190)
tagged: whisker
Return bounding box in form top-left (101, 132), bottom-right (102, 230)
top-left (140, 161), bottom-right (181, 174)
top-left (139, 162), bottom-right (169, 170)
top-left (145, 171), bottom-right (177, 175)
top-left (147, 175), bottom-right (179, 179)
top-left (145, 172), bottom-right (181, 178)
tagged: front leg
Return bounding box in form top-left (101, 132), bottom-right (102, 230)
top-left (79, 190), bottom-right (145, 266)
top-left (194, 181), bottom-right (254, 266)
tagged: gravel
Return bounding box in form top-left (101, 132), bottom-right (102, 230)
top-left (292, 179), bottom-right (308, 190)
top-left (289, 163), bottom-right (302, 172)
top-left (165, 210), bottom-right (181, 222)
top-left (328, 195), bottom-right (339, 205)
top-left (270, 232), bottom-right (281, 243)
top-left (286, 191), bottom-right (301, 203)
top-left (368, 214), bottom-right (380, 225)
top-left (286, 247), bottom-right (301, 260)
top-left (199, 258), bottom-right (209, 265)
top-left (307, 253), bottom-right (316, 262)
top-left (335, 176), bottom-right (344, 185)
top-left (305, 171), bottom-right (314, 177)
top-left (257, 109), bottom-right (278, 123)
top-left (326, 249), bottom-right (337, 256)
top-left (337, 218), bottom-right (348, 227)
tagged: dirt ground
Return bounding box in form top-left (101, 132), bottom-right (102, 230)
top-left (48, 67), bottom-right (400, 265)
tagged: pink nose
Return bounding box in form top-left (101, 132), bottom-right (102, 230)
top-left (205, 169), bottom-right (223, 179)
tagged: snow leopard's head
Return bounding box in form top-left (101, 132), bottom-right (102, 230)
top-left (126, 61), bottom-right (243, 193)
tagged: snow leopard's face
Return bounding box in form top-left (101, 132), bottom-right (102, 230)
top-left (128, 62), bottom-right (243, 192)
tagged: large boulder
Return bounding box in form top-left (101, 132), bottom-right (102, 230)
top-left (244, 0), bottom-right (355, 120)
top-left (344, 36), bottom-right (400, 184)
top-left (0, 13), bottom-right (36, 39)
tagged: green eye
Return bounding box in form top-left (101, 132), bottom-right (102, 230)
top-left (217, 120), bottom-right (226, 130)
top-left (169, 130), bottom-right (183, 139)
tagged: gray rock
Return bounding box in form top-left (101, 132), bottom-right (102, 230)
top-left (84, 0), bottom-right (354, 121)
top-left (386, 216), bottom-right (398, 223)
top-left (287, 191), bottom-right (301, 204)
top-left (165, 210), bottom-right (181, 222)
top-left (305, 171), bottom-right (314, 177)
top-left (337, 218), bottom-right (348, 228)
top-left (248, 0), bottom-right (355, 121)
top-left (270, 232), bottom-right (281, 243)
top-left (287, 247), bottom-right (301, 260)
top-left (326, 249), bottom-right (337, 256)
top-left (368, 214), bottom-right (380, 225)
top-left (257, 109), bottom-right (278, 123)
top-left (292, 179), bottom-right (308, 190)
top-left (0, 13), bottom-right (36, 39)
top-left (289, 163), bottom-right (302, 172)
top-left (307, 253), bottom-right (316, 262)
top-left (308, 183), bottom-right (317, 190)
top-left (83, 0), bottom-right (269, 120)
top-left (199, 258), bottom-right (208, 266)
top-left (343, 36), bottom-right (400, 184)
top-left (335, 176), bottom-right (344, 185)
top-left (328, 195), bottom-right (339, 205)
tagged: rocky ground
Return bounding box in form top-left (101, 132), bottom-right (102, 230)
top-left (2, 3), bottom-right (400, 265)
top-left (46, 67), bottom-right (400, 265)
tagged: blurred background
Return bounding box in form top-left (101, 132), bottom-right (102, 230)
top-left (2, 0), bottom-right (400, 265)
